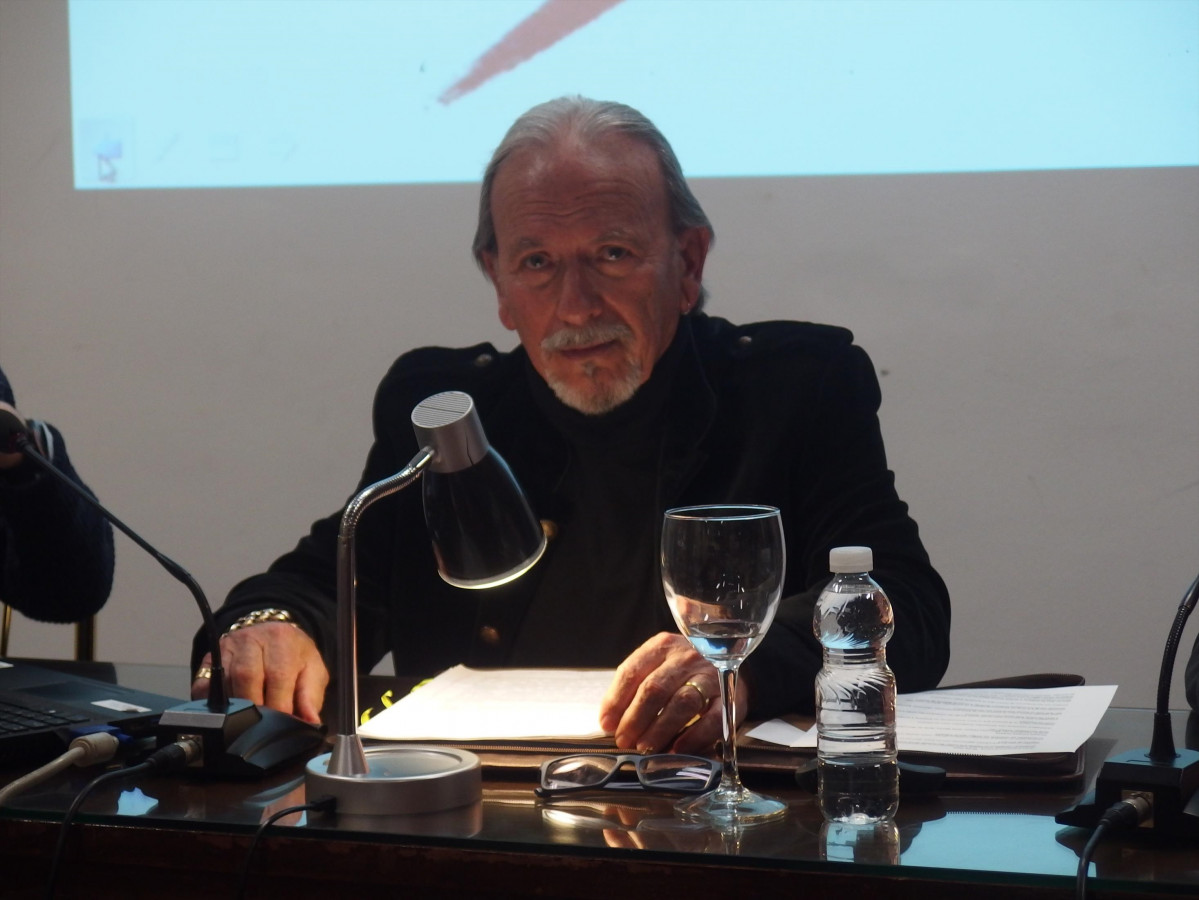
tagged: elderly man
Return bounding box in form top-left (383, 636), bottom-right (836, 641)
top-left (193, 97), bottom-right (951, 755)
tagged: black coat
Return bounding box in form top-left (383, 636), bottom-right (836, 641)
top-left (203, 314), bottom-right (951, 718)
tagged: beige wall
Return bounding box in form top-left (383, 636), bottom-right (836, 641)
top-left (2, 0), bottom-right (1197, 707)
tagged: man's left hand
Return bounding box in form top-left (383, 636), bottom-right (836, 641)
top-left (599, 632), bottom-right (747, 756)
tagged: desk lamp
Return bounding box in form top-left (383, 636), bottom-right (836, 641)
top-left (306, 391), bottom-right (546, 816)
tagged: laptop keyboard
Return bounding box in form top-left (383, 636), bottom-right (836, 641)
top-left (0, 697), bottom-right (90, 735)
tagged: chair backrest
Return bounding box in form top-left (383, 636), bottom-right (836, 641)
top-left (0, 602), bottom-right (96, 661)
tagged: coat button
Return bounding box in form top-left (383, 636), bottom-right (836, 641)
top-left (474, 353), bottom-right (494, 367)
top-left (479, 625), bottom-right (501, 645)
top-left (737, 335), bottom-right (753, 347)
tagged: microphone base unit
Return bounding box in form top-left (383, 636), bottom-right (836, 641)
top-left (157, 698), bottom-right (326, 778)
top-left (1056, 747), bottom-right (1199, 840)
top-left (2, 426), bottom-right (330, 777)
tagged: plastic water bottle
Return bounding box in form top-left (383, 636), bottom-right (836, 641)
top-left (820, 819), bottom-right (901, 865)
top-left (813, 546), bottom-right (899, 822)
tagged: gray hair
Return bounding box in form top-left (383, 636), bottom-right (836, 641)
top-left (472, 97), bottom-right (714, 308)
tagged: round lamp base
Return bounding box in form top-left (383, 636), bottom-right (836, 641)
top-left (305, 744), bottom-right (481, 816)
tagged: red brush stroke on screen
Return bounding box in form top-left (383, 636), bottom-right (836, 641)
top-left (439, 0), bottom-right (626, 104)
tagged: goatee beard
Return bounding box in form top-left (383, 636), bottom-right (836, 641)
top-left (542, 322), bottom-right (641, 415)
top-left (548, 360), bottom-right (643, 415)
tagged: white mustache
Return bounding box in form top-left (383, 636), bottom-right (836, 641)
top-left (541, 322), bottom-right (633, 353)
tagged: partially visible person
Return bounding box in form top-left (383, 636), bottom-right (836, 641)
top-left (0, 364), bottom-right (115, 622)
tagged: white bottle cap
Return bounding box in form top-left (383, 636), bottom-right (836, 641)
top-left (829, 546), bottom-right (873, 573)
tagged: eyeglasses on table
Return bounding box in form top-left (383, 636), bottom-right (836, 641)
top-left (535, 753), bottom-right (721, 798)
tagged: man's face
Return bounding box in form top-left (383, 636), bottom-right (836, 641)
top-left (482, 135), bottom-right (709, 414)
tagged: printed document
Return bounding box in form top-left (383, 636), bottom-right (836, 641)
top-left (358, 665), bottom-right (615, 742)
top-left (746, 685), bottom-right (1118, 756)
top-left (358, 666), bottom-right (1116, 756)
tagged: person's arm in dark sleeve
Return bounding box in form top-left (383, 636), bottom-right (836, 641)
top-left (0, 420), bottom-right (115, 622)
top-left (742, 342), bottom-right (951, 719)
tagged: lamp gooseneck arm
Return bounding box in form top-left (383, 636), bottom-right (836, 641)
top-left (328, 446), bottom-right (435, 778)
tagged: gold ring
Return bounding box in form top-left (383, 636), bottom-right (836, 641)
top-left (682, 680), bottom-right (711, 710)
top-left (193, 666), bottom-right (212, 680)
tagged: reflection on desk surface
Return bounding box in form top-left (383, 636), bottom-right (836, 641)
top-left (1, 668), bottom-right (1196, 897)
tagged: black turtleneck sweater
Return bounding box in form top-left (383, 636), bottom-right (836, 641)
top-left (509, 327), bottom-right (688, 665)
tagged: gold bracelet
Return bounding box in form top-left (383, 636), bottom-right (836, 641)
top-left (225, 607), bottom-right (296, 634)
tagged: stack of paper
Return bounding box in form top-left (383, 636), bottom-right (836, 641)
top-left (357, 665), bottom-right (1117, 758)
top-left (357, 665), bottom-right (614, 742)
top-left (746, 685), bottom-right (1117, 756)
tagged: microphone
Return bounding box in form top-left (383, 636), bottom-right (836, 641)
top-left (4, 420), bottom-right (324, 776)
top-left (1057, 573), bottom-right (1199, 839)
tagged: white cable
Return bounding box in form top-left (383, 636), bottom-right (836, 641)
top-left (0, 731), bottom-right (121, 807)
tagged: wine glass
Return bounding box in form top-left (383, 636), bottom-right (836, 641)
top-left (661, 504), bottom-right (787, 825)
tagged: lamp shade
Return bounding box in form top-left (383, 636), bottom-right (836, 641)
top-left (411, 391), bottom-right (546, 588)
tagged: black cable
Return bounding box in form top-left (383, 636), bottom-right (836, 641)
top-left (235, 794), bottom-right (336, 900)
top-left (13, 432), bottom-right (230, 709)
top-left (44, 739), bottom-right (201, 899)
top-left (1074, 793), bottom-right (1153, 900)
top-left (1075, 818), bottom-right (1111, 900)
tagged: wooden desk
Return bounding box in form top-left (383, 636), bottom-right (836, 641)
top-left (1, 665), bottom-right (1197, 899)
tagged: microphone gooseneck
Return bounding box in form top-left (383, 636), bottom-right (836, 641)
top-left (1056, 571), bottom-right (1199, 840)
top-left (9, 430), bottom-right (229, 711)
top-left (1149, 572), bottom-right (1199, 763)
top-left (5, 409), bottom-right (322, 776)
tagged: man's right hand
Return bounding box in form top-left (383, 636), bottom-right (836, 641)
top-left (190, 622), bottom-right (329, 725)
